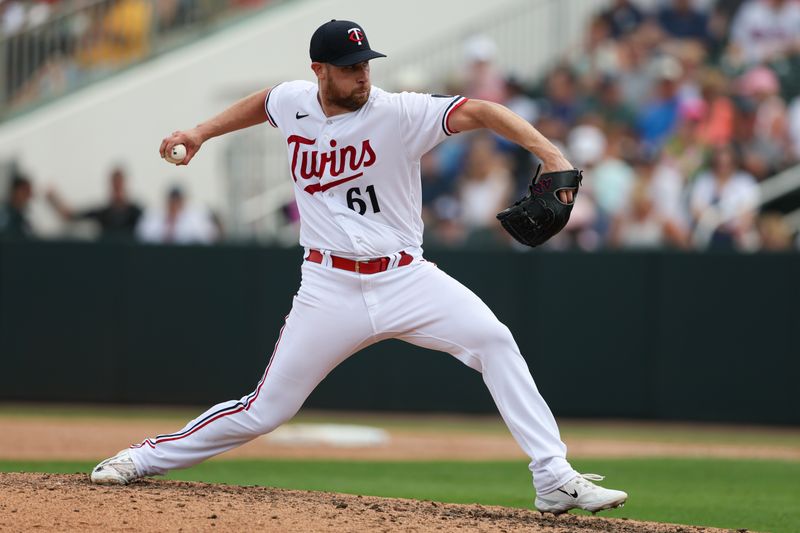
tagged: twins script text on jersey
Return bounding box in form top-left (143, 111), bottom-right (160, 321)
top-left (288, 135), bottom-right (377, 194)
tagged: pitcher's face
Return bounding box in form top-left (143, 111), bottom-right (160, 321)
top-left (316, 61), bottom-right (371, 111)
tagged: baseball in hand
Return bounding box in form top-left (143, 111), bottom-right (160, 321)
top-left (165, 144), bottom-right (187, 164)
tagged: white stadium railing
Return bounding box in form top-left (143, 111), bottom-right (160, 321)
top-left (0, 0), bottom-right (286, 120)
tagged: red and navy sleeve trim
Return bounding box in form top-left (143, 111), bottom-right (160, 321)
top-left (264, 83), bottom-right (282, 128)
top-left (442, 95), bottom-right (468, 136)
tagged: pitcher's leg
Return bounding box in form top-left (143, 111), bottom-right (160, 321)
top-left (384, 263), bottom-right (577, 494)
top-left (128, 265), bottom-right (375, 477)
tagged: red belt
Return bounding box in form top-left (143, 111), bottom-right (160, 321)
top-left (305, 249), bottom-right (413, 274)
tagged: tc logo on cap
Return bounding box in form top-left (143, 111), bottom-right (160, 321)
top-left (348, 28), bottom-right (364, 45)
top-left (310, 19), bottom-right (386, 66)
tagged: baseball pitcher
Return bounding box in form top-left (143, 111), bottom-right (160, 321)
top-left (91, 19), bottom-right (626, 515)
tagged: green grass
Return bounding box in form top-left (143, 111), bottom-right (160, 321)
top-left (2, 458), bottom-right (797, 532)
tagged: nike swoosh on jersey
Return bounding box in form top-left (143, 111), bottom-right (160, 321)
top-left (303, 173), bottom-right (363, 194)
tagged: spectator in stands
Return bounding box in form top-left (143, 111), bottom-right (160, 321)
top-left (689, 143), bottom-right (759, 249)
top-left (694, 67), bottom-right (735, 146)
top-left (756, 212), bottom-right (794, 250)
top-left (632, 148), bottom-right (690, 242)
top-left (788, 95), bottom-right (800, 160)
top-left (550, 125), bottom-right (603, 250)
top-left (703, 0), bottom-right (744, 61)
top-left (657, 0), bottom-right (710, 42)
top-left (615, 29), bottom-right (657, 108)
top-left (153, 0), bottom-right (181, 31)
top-left (421, 149), bottom-right (456, 210)
top-left (637, 55), bottom-right (685, 149)
top-left (588, 126), bottom-right (637, 236)
top-left (424, 195), bottom-right (467, 249)
top-left (609, 178), bottom-right (688, 249)
top-left (136, 185), bottom-right (217, 244)
top-left (0, 1), bottom-right (54, 34)
top-left (77, 0), bottom-right (153, 68)
top-left (736, 66), bottom-right (791, 178)
top-left (668, 39), bottom-right (708, 101)
top-left (729, 0), bottom-right (800, 66)
top-left (45, 167), bottom-right (143, 241)
top-left (663, 99), bottom-right (709, 179)
top-left (0, 173), bottom-right (34, 239)
top-left (600, 0), bottom-right (645, 39)
top-left (570, 14), bottom-right (622, 84)
top-left (538, 66), bottom-right (585, 128)
top-left (457, 134), bottom-right (514, 245)
top-left (496, 76), bottom-right (539, 196)
top-left (0, 1), bottom-right (26, 35)
top-left (503, 75), bottom-right (538, 124)
top-left (585, 75), bottom-right (638, 134)
top-left (461, 35), bottom-right (507, 103)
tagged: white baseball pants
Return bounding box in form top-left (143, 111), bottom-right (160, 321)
top-left (128, 258), bottom-right (578, 494)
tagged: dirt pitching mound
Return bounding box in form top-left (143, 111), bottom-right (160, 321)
top-left (0, 473), bottom-right (738, 533)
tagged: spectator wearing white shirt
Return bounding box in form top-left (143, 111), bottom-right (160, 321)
top-left (457, 134), bottom-right (514, 237)
top-left (136, 185), bottom-right (217, 245)
top-left (690, 144), bottom-right (759, 249)
top-left (729, 0), bottom-right (800, 65)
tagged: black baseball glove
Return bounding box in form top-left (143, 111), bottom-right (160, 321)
top-left (496, 166), bottom-right (583, 247)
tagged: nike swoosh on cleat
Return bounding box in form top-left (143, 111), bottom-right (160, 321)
top-left (557, 488), bottom-right (579, 498)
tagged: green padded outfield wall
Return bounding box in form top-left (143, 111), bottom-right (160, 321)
top-left (0, 241), bottom-right (798, 424)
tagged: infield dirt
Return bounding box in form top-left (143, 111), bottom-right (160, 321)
top-left (0, 416), bottom-right (798, 462)
top-left (0, 473), bottom-right (738, 533)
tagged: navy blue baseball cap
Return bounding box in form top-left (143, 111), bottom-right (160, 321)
top-left (310, 20), bottom-right (386, 66)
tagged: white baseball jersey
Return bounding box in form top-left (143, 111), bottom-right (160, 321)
top-left (265, 80), bottom-right (467, 258)
top-left (121, 78), bottom-right (582, 499)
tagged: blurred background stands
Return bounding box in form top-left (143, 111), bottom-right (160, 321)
top-left (0, 0), bottom-right (280, 118)
top-left (2, 0), bottom-right (800, 252)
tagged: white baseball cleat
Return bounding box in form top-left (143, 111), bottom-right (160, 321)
top-left (90, 449), bottom-right (141, 485)
top-left (534, 473), bottom-right (627, 515)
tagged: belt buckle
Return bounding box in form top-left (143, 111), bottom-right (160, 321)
top-left (355, 261), bottom-right (360, 274)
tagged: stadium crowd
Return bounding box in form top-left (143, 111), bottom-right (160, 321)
top-left (420, 0), bottom-right (800, 251)
top-left (0, 166), bottom-right (221, 243)
top-left (3, 0), bottom-right (800, 252)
